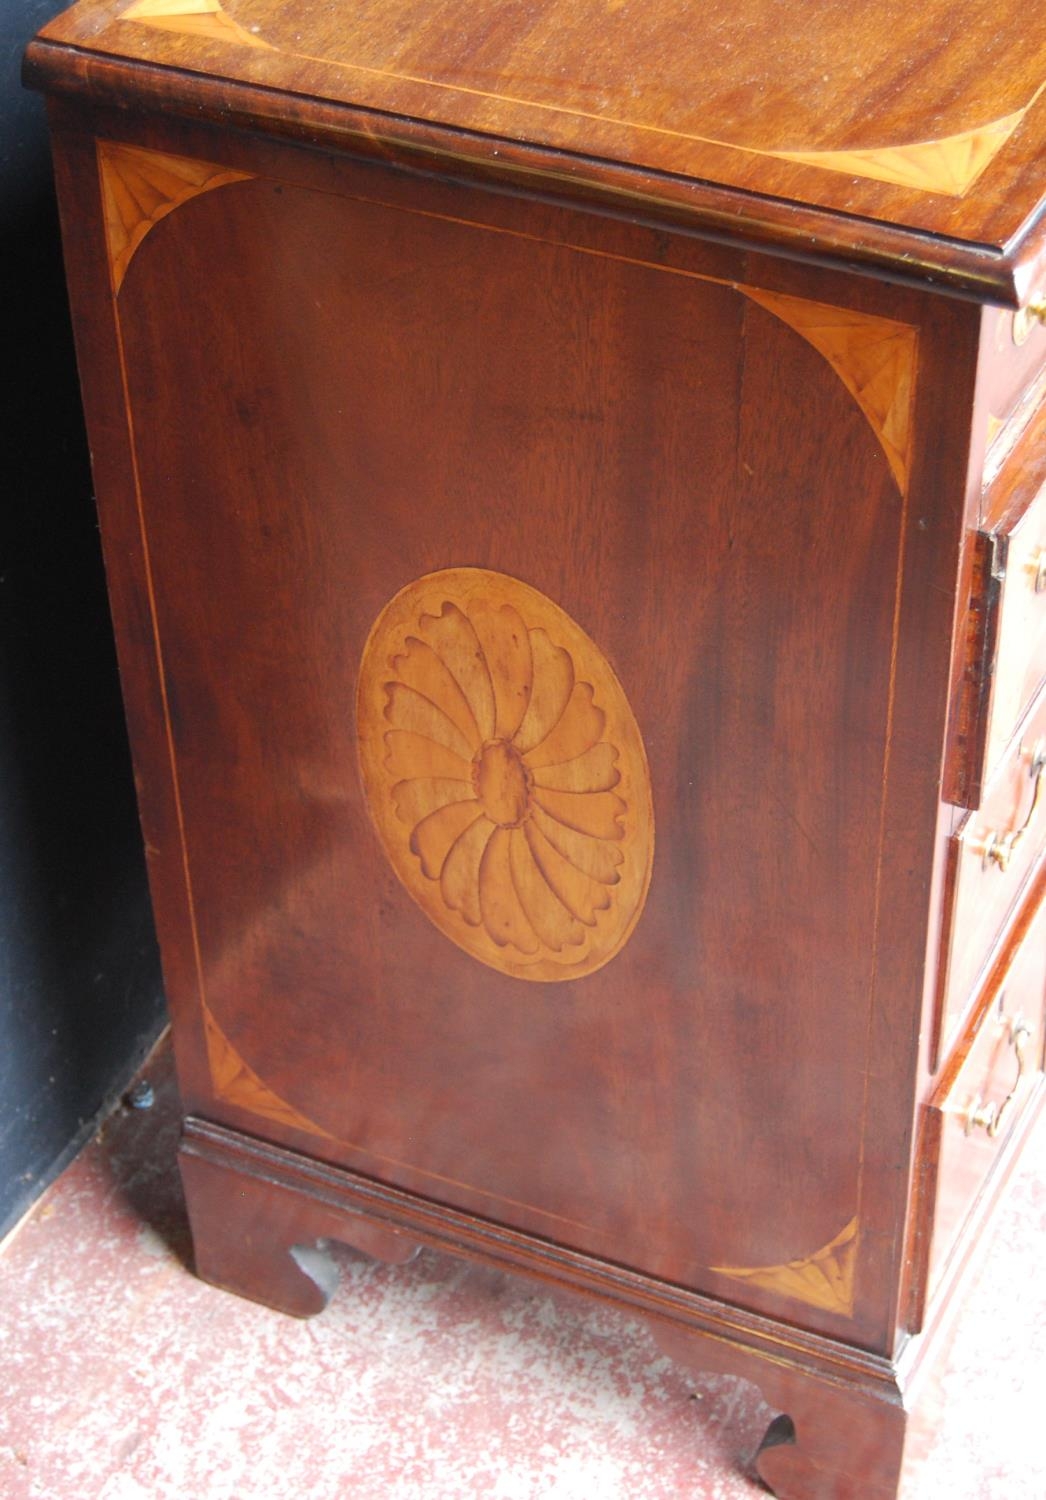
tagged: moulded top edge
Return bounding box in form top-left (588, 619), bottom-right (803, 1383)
top-left (23, 0), bottom-right (1046, 307)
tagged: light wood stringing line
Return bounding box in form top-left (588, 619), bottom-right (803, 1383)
top-left (117, 0), bottom-right (1038, 197)
top-left (97, 142), bottom-right (918, 492)
top-left (99, 145), bottom-right (921, 1270)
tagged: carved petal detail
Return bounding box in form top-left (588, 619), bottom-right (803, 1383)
top-left (97, 141), bottom-right (252, 293)
top-left (743, 289), bottom-right (917, 493)
top-left (711, 1217), bottom-right (859, 1317)
top-left (203, 1005), bottom-right (334, 1139)
top-left (120, 0), bottom-right (272, 52)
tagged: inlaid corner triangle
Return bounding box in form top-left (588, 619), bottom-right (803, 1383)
top-left (120, 0), bottom-right (273, 52)
top-left (711, 1217), bottom-right (859, 1317)
top-left (773, 108), bottom-right (1029, 197)
top-left (743, 289), bottom-right (917, 492)
top-left (97, 141), bottom-right (252, 293)
top-left (203, 1006), bottom-right (334, 1140)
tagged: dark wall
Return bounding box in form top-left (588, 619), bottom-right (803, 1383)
top-left (1, 0), bottom-right (165, 1237)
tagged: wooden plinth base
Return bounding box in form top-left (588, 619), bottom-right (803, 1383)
top-left (177, 1115), bottom-right (931, 1500)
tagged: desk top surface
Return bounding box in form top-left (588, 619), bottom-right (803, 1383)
top-left (26, 0), bottom-right (1046, 302)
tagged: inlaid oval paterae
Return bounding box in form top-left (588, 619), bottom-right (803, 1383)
top-left (356, 568), bottom-right (654, 982)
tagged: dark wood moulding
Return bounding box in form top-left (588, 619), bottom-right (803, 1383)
top-left (23, 39), bottom-right (1046, 308)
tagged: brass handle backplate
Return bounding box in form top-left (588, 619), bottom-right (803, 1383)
top-left (965, 1017), bottom-right (1033, 1137)
top-left (1013, 297), bottom-right (1046, 346)
top-left (982, 740), bottom-right (1046, 872)
top-left (1033, 548), bottom-right (1046, 595)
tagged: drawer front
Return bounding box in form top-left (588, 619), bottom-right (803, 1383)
top-left (982, 305), bottom-right (1046, 472)
top-left (921, 895), bottom-right (1046, 1308)
top-left (985, 481), bottom-right (1046, 774)
top-left (935, 687), bottom-right (1046, 1060)
top-left (946, 469), bottom-right (1046, 809)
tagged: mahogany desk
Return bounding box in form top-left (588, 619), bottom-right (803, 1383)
top-left (25, 3), bottom-right (1046, 1494)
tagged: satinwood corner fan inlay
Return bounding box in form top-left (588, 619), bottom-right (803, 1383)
top-left (773, 109), bottom-right (1032, 197)
top-left (203, 1006), bottom-right (334, 1139)
top-left (742, 290), bottom-right (918, 493)
top-left (356, 569), bottom-right (655, 982)
top-left (112, 4), bottom-right (1043, 200)
top-left (119, 0), bottom-right (272, 51)
top-left (711, 1217), bottom-right (859, 1317)
top-left (97, 140), bottom-right (252, 293)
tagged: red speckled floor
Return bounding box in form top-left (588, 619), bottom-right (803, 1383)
top-left (1, 1035), bottom-right (1044, 1500)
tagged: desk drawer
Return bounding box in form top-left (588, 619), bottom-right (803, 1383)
top-left (919, 894), bottom-right (1046, 1311)
top-left (935, 687), bottom-right (1046, 1061)
top-left (981, 304), bottom-right (1046, 475)
top-left (948, 471), bottom-right (1046, 808)
top-left (983, 482), bottom-right (1046, 777)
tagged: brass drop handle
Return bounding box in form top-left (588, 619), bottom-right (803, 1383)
top-left (1033, 548), bottom-right (1046, 595)
top-left (982, 741), bottom-right (1046, 873)
top-left (965, 1018), bottom-right (1033, 1137)
top-left (1013, 297), bottom-right (1046, 345)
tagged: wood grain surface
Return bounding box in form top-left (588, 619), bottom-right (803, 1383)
top-left (25, 0), bottom-right (1046, 301)
top-left (35, 27), bottom-right (1043, 1479)
top-left (42, 118), bottom-right (971, 1349)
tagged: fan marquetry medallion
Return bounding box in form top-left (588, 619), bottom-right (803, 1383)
top-left (357, 569), bottom-right (654, 982)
